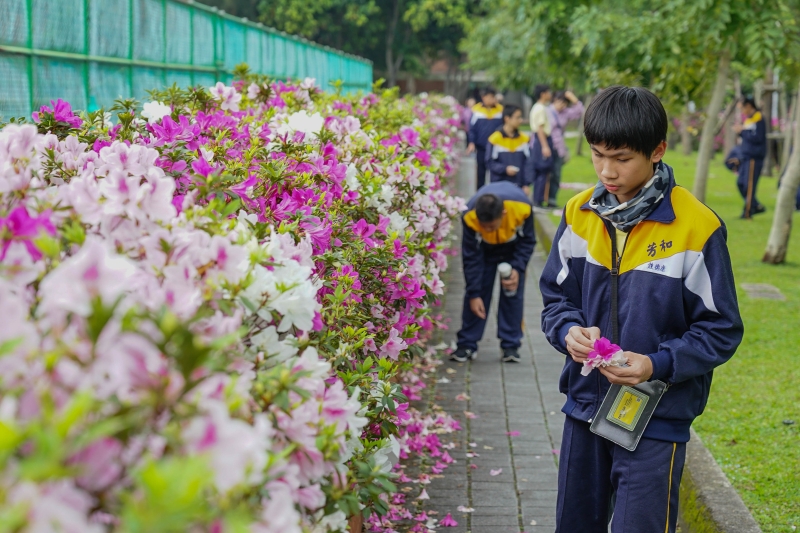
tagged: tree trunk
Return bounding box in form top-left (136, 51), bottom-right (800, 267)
top-left (405, 72), bottom-right (416, 95)
top-left (681, 105), bottom-right (693, 155)
top-left (575, 94), bottom-right (592, 156)
top-left (348, 514), bottom-right (363, 533)
top-left (762, 69), bottom-right (774, 176)
top-left (781, 91), bottom-right (796, 175)
top-left (693, 50), bottom-right (731, 203)
top-left (763, 81), bottom-right (800, 264)
top-left (723, 109), bottom-right (737, 156)
top-left (385, 0), bottom-right (402, 87)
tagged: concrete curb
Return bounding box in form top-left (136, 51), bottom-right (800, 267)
top-left (678, 429), bottom-right (763, 533)
top-left (531, 210), bottom-right (762, 533)
top-left (533, 210), bottom-right (557, 253)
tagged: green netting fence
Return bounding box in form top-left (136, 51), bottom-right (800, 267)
top-left (0, 0), bottom-right (374, 119)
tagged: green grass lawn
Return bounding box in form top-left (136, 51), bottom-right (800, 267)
top-left (550, 134), bottom-right (800, 532)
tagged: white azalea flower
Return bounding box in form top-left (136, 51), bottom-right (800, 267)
top-left (140, 101), bottom-right (172, 124)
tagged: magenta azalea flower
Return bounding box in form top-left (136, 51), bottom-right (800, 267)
top-left (440, 513), bottom-right (458, 527)
top-left (32, 99), bottom-right (83, 128)
top-left (414, 150), bottom-right (431, 166)
top-left (0, 206), bottom-right (57, 260)
top-left (590, 337), bottom-right (622, 360)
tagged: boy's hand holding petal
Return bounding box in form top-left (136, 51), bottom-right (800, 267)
top-left (565, 326), bottom-right (601, 363)
top-left (599, 351), bottom-right (653, 385)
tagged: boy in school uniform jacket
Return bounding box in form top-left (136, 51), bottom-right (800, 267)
top-left (451, 181), bottom-right (536, 363)
top-left (486, 104), bottom-right (532, 190)
top-left (539, 86), bottom-right (743, 533)
top-left (732, 97), bottom-right (768, 218)
top-left (467, 88), bottom-right (504, 190)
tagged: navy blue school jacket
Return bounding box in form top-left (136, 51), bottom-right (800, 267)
top-left (486, 129), bottom-right (532, 187)
top-left (462, 181), bottom-right (536, 299)
top-left (739, 111), bottom-right (767, 159)
top-left (539, 164), bottom-right (743, 443)
top-left (467, 103), bottom-right (504, 149)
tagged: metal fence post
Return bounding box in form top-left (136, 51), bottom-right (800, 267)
top-left (128, 0), bottom-right (134, 98)
top-left (26, 0), bottom-right (33, 114)
top-left (83, 0), bottom-right (90, 110)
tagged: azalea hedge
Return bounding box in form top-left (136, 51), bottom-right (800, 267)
top-left (0, 70), bottom-right (466, 533)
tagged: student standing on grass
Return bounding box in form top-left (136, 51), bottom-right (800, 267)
top-left (547, 90), bottom-right (585, 208)
top-left (486, 104), bottom-right (532, 193)
top-left (467, 88), bottom-right (504, 190)
top-left (539, 86), bottom-right (743, 533)
top-left (451, 181), bottom-right (536, 364)
top-left (732, 97), bottom-right (767, 218)
top-left (529, 84), bottom-right (555, 207)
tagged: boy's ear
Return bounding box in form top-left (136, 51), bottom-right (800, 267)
top-left (650, 141), bottom-right (668, 163)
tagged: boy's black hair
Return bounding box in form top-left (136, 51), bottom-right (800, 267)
top-left (502, 104), bottom-right (522, 122)
top-left (481, 87), bottom-right (497, 97)
top-left (553, 90), bottom-right (568, 103)
top-left (583, 85), bottom-right (668, 157)
top-left (742, 96), bottom-right (759, 110)
top-left (475, 194), bottom-right (504, 222)
top-left (533, 84), bottom-right (551, 102)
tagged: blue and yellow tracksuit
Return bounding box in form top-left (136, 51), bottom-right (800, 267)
top-left (486, 129), bottom-right (531, 188)
top-left (737, 111), bottom-right (767, 215)
top-left (540, 166), bottom-right (743, 532)
top-left (457, 181), bottom-right (536, 351)
top-left (468, 103), bottom-right (504, 190)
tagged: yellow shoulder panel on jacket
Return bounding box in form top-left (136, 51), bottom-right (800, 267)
top-left (472, 103), bottom-right (503, 119)
top-left (463, 209), bottom-right (480, 234)
top-left (463, 201), bottom-right (531, 245)
top-left (487, 131), bottom-right (504, 145)
top-left (504, 200), bottom-right (533, 226)
top-left (488, 131), bottom-right (529, 152)
top-left (744, 111), bottom-right (763, 127)
top-left (565, 187), bottom-right (595, 225)
top-left (617, 187), bottom-right (722, 273)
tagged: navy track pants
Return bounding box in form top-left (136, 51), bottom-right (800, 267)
top-left (736, 156), bottom-right (764, 216)
top-left (556, 417), bottom-right (686, 533)
top-left (456, 259), bottom-right (525, 351)
top-left (476, 146), bottom-right (488, 190)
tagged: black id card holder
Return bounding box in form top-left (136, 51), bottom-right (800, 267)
top-left (590, 380), bottom-right (667, 451)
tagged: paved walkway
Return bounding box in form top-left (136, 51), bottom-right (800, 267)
top-left (428, 157), bottom-right (566, 533)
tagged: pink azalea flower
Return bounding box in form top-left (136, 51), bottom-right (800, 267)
top-left (0, 206), bottom-right (56, 260)
top-left (439, 513), bottom-right (458, 527)
top-left (378, 328), bottom-right (407, 360)
top-left (32, 99), bottom-right (83, 128)
top-left (392, 239), bottom-right (408, 259)
top-left (399, 126), bottom-right (420, 147)
top-left (413, 150), bottom-right (431, 167)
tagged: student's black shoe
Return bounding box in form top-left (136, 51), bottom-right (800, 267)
top-left (501, 348), bottom-right (520, 363)
top-left (753, 204), bottom-right (767, 215)
top-left (546, 202), bottom-right (560, 209)
top-left (450, 347), bottom-right (477, 362)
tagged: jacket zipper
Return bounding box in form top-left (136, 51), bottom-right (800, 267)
top-left (607, 222), bottom-right (631, 345)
